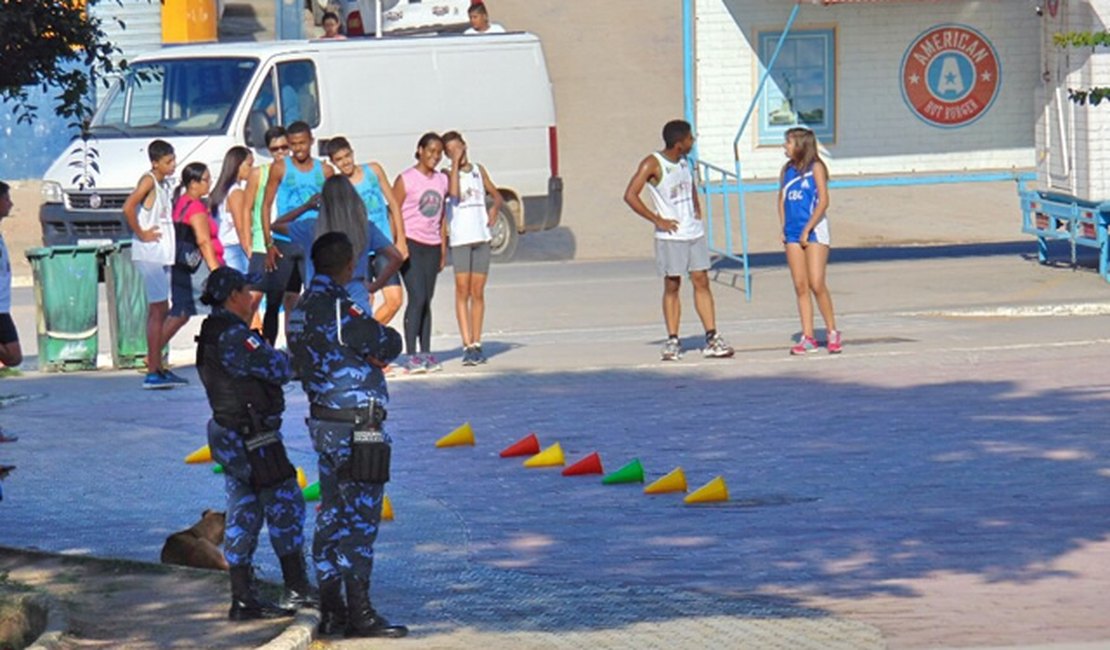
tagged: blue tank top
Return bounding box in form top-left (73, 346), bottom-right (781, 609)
top-left (274, 159), bottom-right (325, 243)
top-left (354, 164), bottom-right (391, 241)
top-left (781, 164), bottom-right (819, 242)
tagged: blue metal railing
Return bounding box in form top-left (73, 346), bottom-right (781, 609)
top-left (696, 158), bottom-right (751, 300)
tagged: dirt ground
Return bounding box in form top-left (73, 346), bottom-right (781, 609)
top-left (0, 548), bottom-right (288, 650)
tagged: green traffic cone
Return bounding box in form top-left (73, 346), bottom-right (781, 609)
top-left (303, 481), bottom-right (321, 502)
top-left (602, 459), bottom-right (644, 485)
top-left (212, 464), bottom-right (224, 474)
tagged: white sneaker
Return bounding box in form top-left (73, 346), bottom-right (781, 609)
top-left (702, 334), bottom-right (735, 358)
top-left (661, 338), bottom-right (682, 361)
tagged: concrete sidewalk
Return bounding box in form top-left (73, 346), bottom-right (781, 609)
top-left (2, 243), bottom-right (1110, 649)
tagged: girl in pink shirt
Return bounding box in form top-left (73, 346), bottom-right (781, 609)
top-left (167, 162), bottom-right (222, 340)
top-left (392, 132), bottom-right (448, 373)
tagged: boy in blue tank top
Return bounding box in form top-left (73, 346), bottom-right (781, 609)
top-left (325, 137), bottom-right (406, 326)
top-left (260, 121), bottom-right (333, 342)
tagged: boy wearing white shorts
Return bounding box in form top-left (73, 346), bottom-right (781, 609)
top-left (122, 140), bottom-right (188, 389)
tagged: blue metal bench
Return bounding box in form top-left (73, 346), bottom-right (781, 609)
top-left (1020, 188), bottom-right (1110, 281)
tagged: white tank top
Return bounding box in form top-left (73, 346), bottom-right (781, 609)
top-left (648, 153), bottom-right (703, 241)
top-left (131, 172), bottom-right (176, 264)
top-left (447, 163), bottom-right (492, 247)
top-left (217, 180), bottom-right (246, 247)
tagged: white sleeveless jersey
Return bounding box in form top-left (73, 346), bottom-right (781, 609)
top-left (217, 180), bottom-right (246, 247)
top-left (447, 163), bottom-right (492, 247)
top-left (647, 153), bottom-right (703, 241)
top-left (131, 172), bottom-right (175, 264)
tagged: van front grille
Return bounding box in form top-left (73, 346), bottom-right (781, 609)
top-left (72, 221), bottom-right (128, 238)
top-left (66, 192), bottom-right (129, 210)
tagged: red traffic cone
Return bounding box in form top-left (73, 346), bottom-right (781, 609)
top-left (562, 452), bottom-right (603, 476)
top-left (499, 433), bottom-right (541, 458)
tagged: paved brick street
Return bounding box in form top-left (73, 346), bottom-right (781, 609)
top-left (2, 248), bottom-right (1110, 648)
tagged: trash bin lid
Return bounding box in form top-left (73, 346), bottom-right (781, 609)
top-left (25, 244), bottom-right (106, 260)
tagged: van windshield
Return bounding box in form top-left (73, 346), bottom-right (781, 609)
top-left (89, 57), bottom-right (259, 137)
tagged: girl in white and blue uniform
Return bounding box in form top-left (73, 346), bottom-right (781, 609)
top-left (778, 127), bottom-right (841, 355)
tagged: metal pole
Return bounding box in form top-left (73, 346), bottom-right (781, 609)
top-left (732, 3), bottom-right (800, 163)
top-left (679, 0), bottom-right (697, 133)
top-left (375, 0), bottom-right (383, 38)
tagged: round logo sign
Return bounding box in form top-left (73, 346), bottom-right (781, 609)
top-left (900, 24), bottom-right (1001, 128)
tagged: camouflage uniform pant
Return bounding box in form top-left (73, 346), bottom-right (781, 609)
top-left (207, 420), bottom-right (306, 567)
top-left (307, 418), bottom-right (385, 583)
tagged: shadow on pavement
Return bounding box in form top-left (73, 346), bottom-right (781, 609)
top-left (1, 361), bottom-right (1107, 640)
top-left (716, 239), bottom-right (1097, 270)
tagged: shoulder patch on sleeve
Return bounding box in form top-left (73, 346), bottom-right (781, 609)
top-left (348, 303), bottom-right (365, 317)
top-left (243, 333), bottom-right (263, 352)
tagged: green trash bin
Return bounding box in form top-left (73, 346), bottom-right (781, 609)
top-left (100, 242), bottom-right (150, 370)
top-left (24, 245), bottom-right (101, 372)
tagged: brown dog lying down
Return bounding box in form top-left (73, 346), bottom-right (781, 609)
top-left (160, 510), bottom-right (230, 571)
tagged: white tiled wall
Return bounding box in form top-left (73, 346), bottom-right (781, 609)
top-left (1038, 0), bottom-right (1110, 199)
top-left (695, 0), bottom-right (1040, 180)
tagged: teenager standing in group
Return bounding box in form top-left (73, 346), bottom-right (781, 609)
top-left (393, 133), bottom-right (448, 374)
top-left (260, 121), bottom-right (333, 345)
top-left (271, 175), bottom-right (403, 312)
top-left (779, 127), bottom-right (841, 355)
top-left (165, 162), bottom-right (223, 340)
top-left (210, 146), bottom-right (254, 274)
top-left (442, 131), bottom-right (501, 366)
top-left (246, 127), bottom-right (289, 340)
top-left (325, 137), bottom-right (406, 325)
top-left (122, 140), bottom-right (186, 389)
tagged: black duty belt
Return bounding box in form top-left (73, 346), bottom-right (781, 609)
top-left (311, 404), bottom-right (367, 423)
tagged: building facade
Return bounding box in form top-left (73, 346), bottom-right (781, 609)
top-left (693, 0), bottom-right (1043, 180)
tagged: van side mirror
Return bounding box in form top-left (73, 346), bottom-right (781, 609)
top-left (245, 110), bottom-right (270, 149)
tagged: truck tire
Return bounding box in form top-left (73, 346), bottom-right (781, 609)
top-left (489, 202), bottom-right (519, 262)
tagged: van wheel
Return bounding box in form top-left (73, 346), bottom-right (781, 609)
top-left (489, 204), bottom-right (519, 262)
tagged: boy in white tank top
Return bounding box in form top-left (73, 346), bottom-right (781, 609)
top-left (122, 140), bottom-right (189, 389)
top-left (623, 120), bottom-right (734, 361)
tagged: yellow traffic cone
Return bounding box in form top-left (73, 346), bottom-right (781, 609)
top-left (523, 442), bottom-right (565, 468)
top-left (435, 422), bottom-right (475, 448)
top-left (184, 445), bottom-right (212, 464)
top-left (296, 467), bottom-right (308, 489)
top-left (645, 467), bottom-right (688, 495)
top-left (382, 494), bottom-right (394, 521)
top-left (684, 476), bottom-right (729, 504)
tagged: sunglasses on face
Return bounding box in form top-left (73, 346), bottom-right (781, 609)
top-left (269, 145), bottom-right (290, 153)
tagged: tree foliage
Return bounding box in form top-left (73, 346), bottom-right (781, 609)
top-left (1053, 30), bottom-right (1110, 106)
top-left (0, 0), bottom-right (125, 128)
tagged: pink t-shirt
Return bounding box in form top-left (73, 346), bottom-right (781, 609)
top-left (173, 195), bottom-right (224, 265)
top-left (400, 166), bottom-right (448, 246)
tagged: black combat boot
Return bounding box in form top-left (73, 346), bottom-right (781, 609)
top-left (228, 565), bottom-right (296, 621)
top-left (316, 578), bottom-right (347, 637)
top-left (277, 552), bottom-right (319, 609)
top-left (344, 576), bottom-right (408, 638)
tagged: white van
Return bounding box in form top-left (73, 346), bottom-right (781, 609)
top-left (39, 33), bottom-right (562, 260)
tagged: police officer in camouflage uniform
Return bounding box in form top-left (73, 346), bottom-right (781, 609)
top-left (287, 232), bottom-right (407, 639)
top-left (195, 267), bottom-right (317, 621)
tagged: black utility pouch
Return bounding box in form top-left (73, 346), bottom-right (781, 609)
top-left (244, 431), bottom-right (296, 490)
top-left (350, 402), bottom-right (390, 483)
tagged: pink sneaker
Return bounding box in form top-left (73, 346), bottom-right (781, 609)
top-left (790, 336), bottom-right (819, 355)
top-left (827, 330), bottom-right (843, 354)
